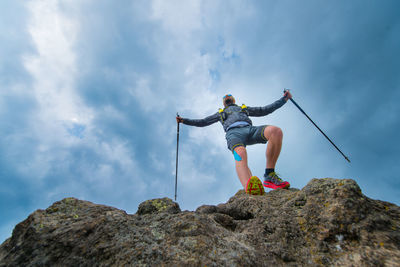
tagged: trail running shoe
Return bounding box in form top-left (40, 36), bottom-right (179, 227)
top-left (263, 172), bottom-right (290, 189)
top-left (246, 176), bottom-right (265, 195)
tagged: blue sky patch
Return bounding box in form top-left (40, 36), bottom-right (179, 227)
top-left (66, 123), bottom-right (86, 139)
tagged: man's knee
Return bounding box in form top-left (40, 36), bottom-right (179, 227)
top-left (233, 146), bottom-right (246, 161)
top-left (273, 126), bottom-right (283, 138)
top-left (265, 126), bottom-right (283, 140)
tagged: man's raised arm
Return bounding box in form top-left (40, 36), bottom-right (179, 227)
top-left (247, 91), bottom-right (292, 117)
top-left (176, 112), bottom-right (220, 127)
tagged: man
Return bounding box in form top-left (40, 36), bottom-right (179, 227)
top-left (176, 91), bottom-right (292, 195)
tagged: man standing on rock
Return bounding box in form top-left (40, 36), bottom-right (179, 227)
top-left (176, 90), bottom-right (292, 195)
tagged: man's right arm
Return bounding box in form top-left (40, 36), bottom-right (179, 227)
top-left (177, 112), bottom-right (220, 127)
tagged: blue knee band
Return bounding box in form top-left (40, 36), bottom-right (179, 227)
top-left (233, 150), bottom-right (242, 161)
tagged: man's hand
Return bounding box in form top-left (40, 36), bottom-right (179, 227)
top-left (284, 90), bottom-right (292, 101)
top-left (176, 116), bottom-right (184, 123)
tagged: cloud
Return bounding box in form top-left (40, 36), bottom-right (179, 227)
top-left (18, 1), bottom-right (91, 178)
top-left (151, 0), bottom-right (202, 36)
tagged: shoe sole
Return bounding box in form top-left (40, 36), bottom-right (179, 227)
top-left (263, 181), bottom-right (290, 190)
top-left (246, 176), bottom-right (265, 195)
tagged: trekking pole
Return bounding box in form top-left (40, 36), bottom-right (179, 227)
top-left (284, 89), bottom-right (351, 163)
top-left (175, 113), bottom-right (180, 201)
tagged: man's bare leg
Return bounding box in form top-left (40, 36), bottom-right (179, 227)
top-left (233, 146), bottom-right (252, 189)
top-left (263, 126), bottom-right (283, 169)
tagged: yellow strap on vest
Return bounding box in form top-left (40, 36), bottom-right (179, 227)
top-left (219, 105), bottom-right (247, 113)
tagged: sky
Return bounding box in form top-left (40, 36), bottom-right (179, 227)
top-left (1, 0), bottom-right (399, 243)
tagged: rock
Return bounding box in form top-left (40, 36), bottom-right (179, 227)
top-left (195, 204), bottom-right (218, 214)
top-left (137, 197), bottom-right (181, 215)
top-left (1, 178), bottom-right (399, 266)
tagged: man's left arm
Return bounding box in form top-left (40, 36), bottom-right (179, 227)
top-left (247, 91), bottom-right (292, 117)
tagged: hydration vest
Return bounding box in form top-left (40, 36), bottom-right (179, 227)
top-left (218, 104), bottom-right (249, 122)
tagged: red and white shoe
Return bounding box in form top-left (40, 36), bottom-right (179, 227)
top-left (263, 172), bottom-right (290, 189)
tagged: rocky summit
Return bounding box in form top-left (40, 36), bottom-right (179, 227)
top-left (1, 178), bottom-right (399, 267)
